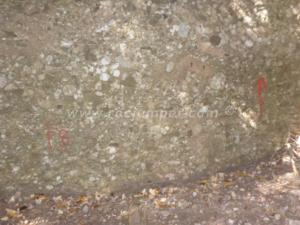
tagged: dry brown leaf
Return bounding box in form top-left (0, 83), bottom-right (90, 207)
top-left (5, 208), bottom-right (21, 218)
top-left (235, 171), bottom-right (248, 177)
top-left (95, 192), bottom-right (104, 201)
top-left (34, 193), bottom-right (47, 200)
top-left (149, 188), bottom-right (160, 198)
top-left (76, 195), bottom-right (89, 204)
top-left (166, 187), bottom-right (178, 195)
top-left (199, 179), bottom-right (209, 185)
top-left (223, 181), bottom-right (233, 188)
top-left (154, 198), bottom-right (168, 209)
top-left (133, 193), bottom-right (144, 198)
top-left (53, 196), bottom-right (68, 209)
top-left (134, 189), bottom-right (147, 198)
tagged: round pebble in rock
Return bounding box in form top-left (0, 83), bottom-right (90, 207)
top-left (46, 185), bottom-right (54, 190)
top-left (101, 56), bottom-right (111, 66)
top-left (113, 70), bottom-right (120, 77)
top-left (166, 62), bottom-right (174, 73)
top-left (178, 23), bottom-right (190, 38)
top-left (210, 73), bottom-right (226, 90)
top-left (274, 214), bottom-right (281, 220)
top-left (82, 205), bottom-right (89, 214)
top-left (100, 73), bottom-right (110, 81)
top-left (60, 40), bottom-right (73, 48)
top-left (245, 40), bottom-right (254, 48)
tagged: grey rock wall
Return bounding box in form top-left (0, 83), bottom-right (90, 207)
top-left (0, 0), bottom-right (299, 194)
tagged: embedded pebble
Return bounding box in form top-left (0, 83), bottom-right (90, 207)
top-left (46, 185), bottom-right (54, 190)
top-left (35, 198), bottom-right (43, 205)
top-left (108, 146), bottom-right (117, 154)
top-left (245, 40), bottom-right (254, 48)
top-left (166, 62), bottom-right (174, 73)
top-left (101, 56), bottom-right (111, 66)
top-left (60, 40), bottom-right (73, 48)
top-left (274, 214), bottom-right (281, 220)
top-left (82, 205), bottom-right (89, 214)
top-left (113, 70), bottom-right (120, 77)
top-left (178, 23), bottom-right (190, 38)
top-left (100, 73), bottom-right (110, 81)
top-left (210, 74), bottom-right (226, 90)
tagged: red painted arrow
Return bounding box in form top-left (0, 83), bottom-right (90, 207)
top-left (257, 77), bottom-right (268, 116)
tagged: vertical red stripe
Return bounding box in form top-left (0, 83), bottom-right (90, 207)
top-left (257, 77), bottom-right (268, 116)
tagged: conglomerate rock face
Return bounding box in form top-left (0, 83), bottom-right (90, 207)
top-left (0, 0), bottom-right (299, 194)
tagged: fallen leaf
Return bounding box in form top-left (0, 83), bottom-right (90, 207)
top-left (199, 179), bottom-right (209, 185)
top-left (53, 196), bottom-right (68, 209)
top-left (154, 198), bottom-right (168, 209)
top-left (235, 171), bottom-right (248, 177)
top-left (223, 181), bottom-right (233, 188)
top-left (134, 189), bottom-right (147, 198)
top-left (34, 193), bottom-right (47, 200)
top-left (5, 208), bottom-right (21, 218)
top-left (149, 188), bottom-right (160, 198)
top-left (76, 195), bottom-right (88, 205)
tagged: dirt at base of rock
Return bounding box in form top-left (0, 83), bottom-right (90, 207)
top-left (1, 158), bottom-right (300, 225)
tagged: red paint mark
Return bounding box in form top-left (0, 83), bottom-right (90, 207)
top-left (44, 122), bottom-right (71, 150)
top-left (257, 77), bottom-right (268, 116)
top-left (45, 122), bottom-right (54, 150)
top-left (59, 128), bottom-right (70, 149)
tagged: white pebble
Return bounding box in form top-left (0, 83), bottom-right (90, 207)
top-left (166, 62), bottom-right (174, 73)
top-left (101, 56), bottom-right (111, 66)
top-left (35, 199), bottom-right (43, 205)
top-left (274, 214), bottom-right (281, 220)
top-left (60, 40), bottom-right (73, 48)
top-left (108, 146), bottom-right (117, 154)
top-left (228, 219), bottom-right (234, 225)
top-left (100, 73), bottom-right (110, 81)
top-left (245, 40), bottom-right (254, 48)
top-left (244, 16), bottom-right (253, 24)
top-left (82, 205), bottom-right (89, 214)
top-left (113, 70), bottom-right (120, 77)
top-left (110, 63), bottom-right (119, 70)
top-left (178, 23), bottom-right (190, 38)
top-left (46, 185), bottom-right (54, 190)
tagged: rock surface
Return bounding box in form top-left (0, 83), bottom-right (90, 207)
top-left (0, 0), bottom-right (299, 194)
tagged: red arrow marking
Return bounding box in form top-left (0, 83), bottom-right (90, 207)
top-left (257, 77), bottom-right (268, 116)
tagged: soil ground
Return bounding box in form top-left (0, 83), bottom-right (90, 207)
top-left (1, 156), bottom-right (300, 225)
